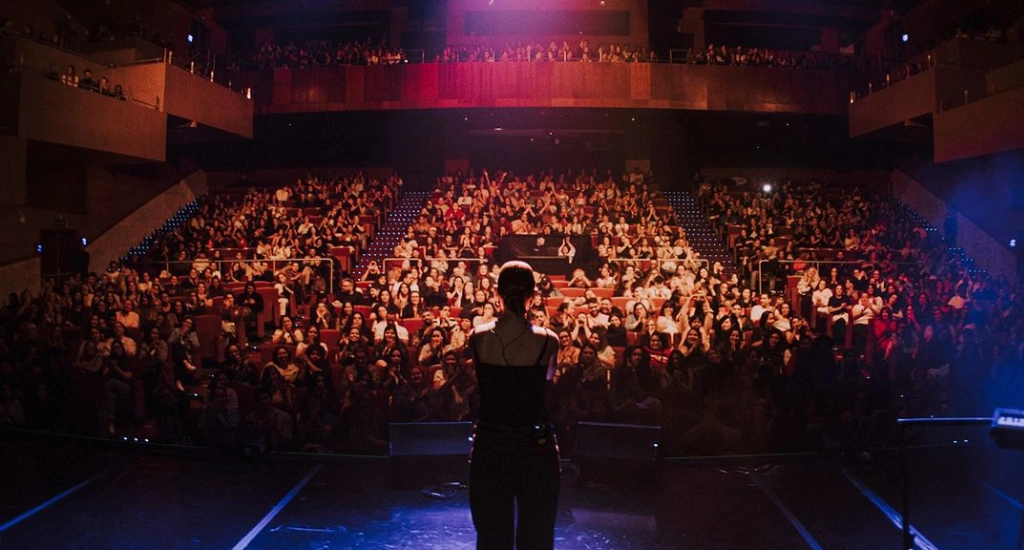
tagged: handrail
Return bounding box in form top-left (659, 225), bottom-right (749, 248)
top-left (375, 256), bottom-right (711, 279)
top-left (111, 57), bottom-right (165, 67)
top-left (130, 257), bottom-right (336, 292)
top-left (380, 256), bottom-right (489, 273)
top-left (237, 47), bottom-right (872, 70)
top-left (608, 257), bottom-right (710, 272)
top-left (406, 49), bottom-right (425, 64)
top-left (755, 258), bottom-right (925, 295)
top-left (164, 54), bottom-right (250, 97)
top-left (9, 64), bottom-right (162, 111)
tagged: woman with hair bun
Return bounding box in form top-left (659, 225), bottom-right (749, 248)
top-left (468, 260), bottom-right (561, 550)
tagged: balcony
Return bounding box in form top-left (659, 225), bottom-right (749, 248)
top-left (13, 71), bottom-right (166, 162)
top-left (1, 33), bottom-right (254, 150)
top-left (164, 64), bottom-right (253, 139)
top-left (933, 84), bottom-right (1024, 162)
top-left (236, 62), bottom-right (867, 116)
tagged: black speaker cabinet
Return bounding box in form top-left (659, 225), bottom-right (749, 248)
top-left (572, 421), bottom-right (662, 487)
top-left (40, 228), bottom-right (81, 277)
top-left (389, 421), bottom-right (473, 489)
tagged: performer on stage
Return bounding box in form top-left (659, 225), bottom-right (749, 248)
top-left (468, 260), bottom-right (561, 550)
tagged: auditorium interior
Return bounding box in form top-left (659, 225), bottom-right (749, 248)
top-left (2, 0), bottom-right (1024, 548)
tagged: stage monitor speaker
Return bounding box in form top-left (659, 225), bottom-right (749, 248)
top-left (572, 422), bottom-right (662, 486)
top-left (389, 422), bottom-right (473, 489)
top-left (992, 408), bottom-right (1024, 450)
top-left (40, 228), bottom-right (80, 277)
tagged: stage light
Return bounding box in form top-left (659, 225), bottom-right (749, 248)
top-left (81, 237), bottom-right (88, 246)
top-left (901, 34), bottom-right (909, 43)
top-left (1011, 239), bottom-right (1017, 248)
top-left (762, 183), bottom-right (773, 193)
top-left (187, 34), bottom-right (194, 43)
top-left (35, 243), bottom-right (42, 254)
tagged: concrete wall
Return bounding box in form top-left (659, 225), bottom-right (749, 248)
top-left (0, 166), bottom-right (178, 266)
top-left (0, 168), bottom-right (207, 294)
top-left (933, 64), bottom-right (988, 109)
top-left (987, 59), bottom-right (1024, 94)
top-left (164, 64), bottom-right (253, 137)
top-left (103, 62), bottom-right (167, 108)
top-left (0, 257), bottom-right (42, 300)
top-left (848, 70), bottom-right (936, 137)
top-left (892, 169), bottom-right (1018, 281)
top-left (18, 72), bottom-right (166, 161)
top-left (933, 85), bottom-right (1024, 162)
top-left (87, 170), bottom-right (207, 271)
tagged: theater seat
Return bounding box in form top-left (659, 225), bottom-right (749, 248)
top-left (546, 297), bottom-right (567, 308)
top-left (401, 318), bottom-right (425, 338)
top-left (611, 347), bottom-right (626, 368)
top-left (255, 287), bottom-right (280, 334)
top-left (561, 288), bottom-right (586, 298)
top-left (592, 288), bottom-right (614, 299)
top-left (611, 297), bottom-right (631, 313)
top-left (320, 329), bottom-right (341, 355)
top-left (194, 314), bottom-right (223, 363)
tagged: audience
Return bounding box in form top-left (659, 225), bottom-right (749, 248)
top-left (245, 39), bottom-right (408, 70)
top-left (685, 44), bottom-right (870, 71)
top-left (0, 163), bottom-right (1021, 459)
top-left (435, 41), bottom-right (655, 63)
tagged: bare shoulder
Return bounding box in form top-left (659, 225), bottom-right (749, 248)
top-left (531, 325), bottom-right (559, 343)
top-left (470, 320), bottom-right (497, 339)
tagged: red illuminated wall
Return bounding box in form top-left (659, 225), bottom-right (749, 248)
top-left (239, 63), bottom-right (862, 115)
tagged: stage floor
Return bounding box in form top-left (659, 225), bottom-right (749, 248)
top-left (1, 432), bottom-right (1022, 550)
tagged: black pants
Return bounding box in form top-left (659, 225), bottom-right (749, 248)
top-left (470, 422), bottom-right (560, 550)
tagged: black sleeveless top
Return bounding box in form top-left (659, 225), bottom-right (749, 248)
top-left (474, 333), bottom-right (550, 428)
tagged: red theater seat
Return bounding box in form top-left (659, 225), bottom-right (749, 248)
top-left (401, 318), bottom-right (425, 339)
top-left (320, 329), bottom-right (341, 354)
top-left (194, 314), bottom-right (223, 363)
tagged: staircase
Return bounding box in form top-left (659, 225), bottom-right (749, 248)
top-left (663, 191), bottom-right (738, 276)
top-left (354, 190), bottom-right (431, 279)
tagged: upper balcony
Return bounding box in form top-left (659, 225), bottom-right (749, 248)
top-left (849, 37), bottom-right (1019, 139)
top-left (234, 61), bottom-right (869, 116)
top-left (10, 70), bottom-right (167, 162)
top-left (0, 32), bottom-right (253, 159)
top-left (849, 36), bottom-right (1024, 162)
top-left (933, 61), bottom-right (1024, 162)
